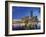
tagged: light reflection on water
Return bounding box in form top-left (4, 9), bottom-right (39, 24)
top-left (12, 23), bottom-right (40, 30)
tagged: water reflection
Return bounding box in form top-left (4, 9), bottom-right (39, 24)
top-left (12, 24), bottom-right (40, 30)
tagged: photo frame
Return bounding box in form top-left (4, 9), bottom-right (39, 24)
top-left (5, 1), bottom-right (45, 36)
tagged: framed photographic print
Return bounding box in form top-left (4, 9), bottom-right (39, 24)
top-left (5, 1), bottom-right (45, 36)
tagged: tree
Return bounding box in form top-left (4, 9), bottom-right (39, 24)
top-left (24, 19), bottom-right (28, 29)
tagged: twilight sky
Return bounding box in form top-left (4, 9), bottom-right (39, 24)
top-left (12, 6), bottom-right (40, 19)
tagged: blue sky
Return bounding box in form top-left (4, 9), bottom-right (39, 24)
top-left (12, 6), bottom-right (40, 19)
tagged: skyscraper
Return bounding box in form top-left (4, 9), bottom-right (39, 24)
top-left (30, 10), bottom-right (33, 17)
